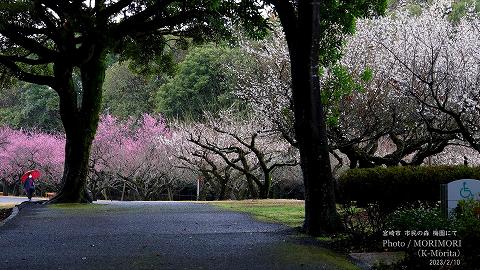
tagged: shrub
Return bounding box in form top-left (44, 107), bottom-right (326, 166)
top-left (382, 201), bottom-right (479, 269)
top-left (338, 201), bottom-right (389, 251)
top-left (385, 203), bottom-right (450, 232)
top-left (337, 165), bottom-right (480, 209)
top-left (452, 200), bottom-right (480, 269)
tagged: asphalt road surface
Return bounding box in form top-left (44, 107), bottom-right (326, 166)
top-left (0, 201), bottom-right (358, 270)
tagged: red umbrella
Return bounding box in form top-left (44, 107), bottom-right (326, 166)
top-left (21, 169), bottom-right (41, 183)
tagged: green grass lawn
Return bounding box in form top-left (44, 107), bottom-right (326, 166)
top-left (206, 199), bottom-right (361, 270)
top-left (207, 199), bottom-right (305, 227)
top-left (206, 200), bottom-right (345, 242)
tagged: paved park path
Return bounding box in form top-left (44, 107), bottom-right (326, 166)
top-left (0, 201), bottom-right (359, 270)
top-left (0, 196), bottom-right (41, 205)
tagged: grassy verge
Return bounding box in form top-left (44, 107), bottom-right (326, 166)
top-left (47, 203), bottom-right (107, 212)
top-left (207, 199), bottom-right (361, 270)
top-left (205, 200), bottom-right (348, 244)
top-left (207, 199), bottom-right (305, 227)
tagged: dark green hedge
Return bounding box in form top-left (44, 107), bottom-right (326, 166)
top-left (337, 165), bottom-right (480, 207)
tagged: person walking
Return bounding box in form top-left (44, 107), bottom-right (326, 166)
top-left (23, 174), bottom-right (35, 201)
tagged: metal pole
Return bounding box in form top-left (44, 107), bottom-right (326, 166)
top-left (196, 177), bottom-right (200, 201)
top-left (440, 184), bottom-right (448, 218)
top-left (121, 181), bottom-right (126, 201)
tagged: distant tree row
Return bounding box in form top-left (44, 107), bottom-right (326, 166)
top-left (0, 113), bottom-right (302, 200)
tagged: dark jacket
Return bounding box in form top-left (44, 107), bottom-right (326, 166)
top-left (24, 178), bottom-right (35, 191)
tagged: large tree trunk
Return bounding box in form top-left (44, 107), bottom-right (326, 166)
top-left (291, 1), bottom-right (340, 235)
top-left (272, 0), bottom-right (340, 235)
top-left (50, 130), bottom-right (94, 203)
top-left (49, 46), bottom-right (106, 203)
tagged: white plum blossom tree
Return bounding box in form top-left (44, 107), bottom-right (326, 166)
top-left (351, 2), bottom-right (480, 156)
top-left (177, 109), bottom-right (299, 199)
top-left (228, 23), bottom-right (454, 170)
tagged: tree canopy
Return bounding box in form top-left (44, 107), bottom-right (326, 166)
top-left (0, 0), bottom-right (268, 88)
top-left (0, 0), bottom-right (268, 203)
top-left (155, 44), bottom-right (239, 120)
top-left (0, 82), bottom-right (62, 131)
top-left (102, 61), bottom-right (158, 119)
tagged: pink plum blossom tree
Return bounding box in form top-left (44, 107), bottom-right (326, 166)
top-left (89, 114), bottom-right (194, 201)
top-left (0, 114), bottom-right (194, 200)
top-left (0, 127), bottom-right (64, 195)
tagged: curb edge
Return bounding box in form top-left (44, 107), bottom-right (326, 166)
top-left (0, 206), bottom-right (19, 228)
top-left (348, 254), bottom-right (371, 270)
